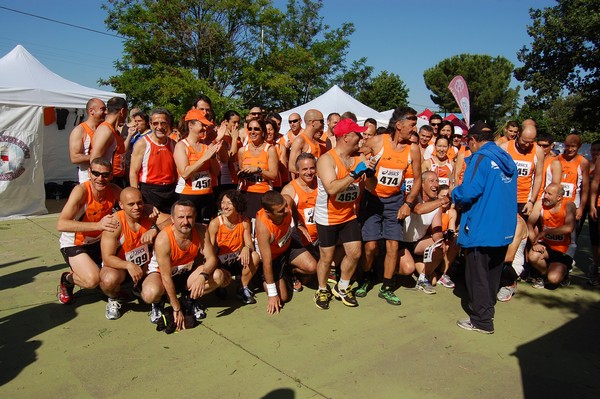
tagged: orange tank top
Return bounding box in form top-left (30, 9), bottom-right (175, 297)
top-left (175, 139), bottom-right (214, 195)
top-left (165, 224), bottom-right (201, 274)
top-left (138, 135), bottom-right (177, 185)
top-left (115, 210), bottom-right (153, 266)
top-left (256, 208), bottom-right (293, 259)
top-left (59, 181), bottom-right (117, 247)
top-left (315, 150), bottom-right (360, 226)
top-left (239, 143), bottom-right (272, 193)
top-left (429, 158), bottom-right (454, 187)
top-left (507, 140), bottom-right (539, 203)
top-left (372, 135), bottom-right (411, 198)
top-left (558, 154), bottom-right (584, 207)
top-left (540, 200), bottom-right (570, 253)
top-left (441, 211), bottom-right (450, 232)
top-left (297, 132), bottom-right (321, 158)
top-left (99, 121), bottom-right (126, 177)
top-left (216, 215), bottom-right (245, 265)
top-left (291, 179), bottom-right (318, 244)
top-left (81, 122), bottom-right (95, 155)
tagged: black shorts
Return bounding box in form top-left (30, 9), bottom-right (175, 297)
top-left (242, 191), bottom-right (264, 220)
top-left (139, 182), bottom-right (177, 214)
top-left (260, 237), bottom-right (306, 282)
top-left (60, 241), bottom-right (102, 269)
top-left (545, 245), bottom-right (573, 267)
top-left (316, 219), bottom-right (362, 248)
top-left (220, 259), bottom-right (244, 277)
top-left (178, 193), bottom-right (216, 224)
top-left (590, 206), bottom-right (600, 244)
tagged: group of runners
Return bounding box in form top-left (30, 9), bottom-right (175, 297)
top-left (56, 95), bottom-right (600, 332)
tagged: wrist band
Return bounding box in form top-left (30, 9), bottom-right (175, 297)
top-left (266, 283), bottom-right (278, 297)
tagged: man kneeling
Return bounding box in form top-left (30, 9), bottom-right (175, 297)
top-left (143, 200), bottom-right (227, 330)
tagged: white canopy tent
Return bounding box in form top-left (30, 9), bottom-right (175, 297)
top-left (0, 45), bottom-right (124, 218)
top-left (279, 85), bottom-right (390, 135)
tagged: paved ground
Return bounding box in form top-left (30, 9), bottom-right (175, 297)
top-left (1, 204), bottom-right (599, 398)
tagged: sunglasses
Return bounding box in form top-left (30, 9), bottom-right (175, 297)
top-left (538, 143), bottom-right (551, 148)
top-left (90, 170), bottom-right (111, 178)
top-left (250, 112), bottom-right (262, 115)
top-left (289, 119), bottom-right (300, 124)
top-left (248, 127), bottom-right (262, 132)
top-left (430, 122), bottom-right (441, 127)
top-left (312, 119), bottom-right (324, 124)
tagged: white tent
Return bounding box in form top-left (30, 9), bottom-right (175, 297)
top-left (0, 45), bottom-right (124, 218)
top-left (279, 85), bottom-right (390, 135)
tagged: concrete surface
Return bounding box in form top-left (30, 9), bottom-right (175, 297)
top-left (1, 207), bottom-right (599, 398)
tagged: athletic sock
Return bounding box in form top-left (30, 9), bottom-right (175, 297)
top-left (382, 278), bottom-right (394, 291)
top-left (338, 279), bottom-right (350, 291)
top-left (418, 273), bottom-right (426, 282)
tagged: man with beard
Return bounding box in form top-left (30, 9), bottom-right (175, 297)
top-left (129, 108), bottom-right (178, 214)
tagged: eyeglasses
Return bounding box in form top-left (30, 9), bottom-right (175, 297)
top-left (289, 119), bottom-right (300, 124)
top-left (248, 127), bottom-right (262, 132)
top-left (90, 170), bottom-right (111, 178)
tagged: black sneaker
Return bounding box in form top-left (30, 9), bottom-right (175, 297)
top-left (236, 286), bottom-right (257, 304)
top-left (331, 284), bottom-right (358, 307)
top-left (314, 288), bottom-right (331, 310)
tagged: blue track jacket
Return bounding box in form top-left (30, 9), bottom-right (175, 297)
top-left (451, 142), bottom-right (517, 248)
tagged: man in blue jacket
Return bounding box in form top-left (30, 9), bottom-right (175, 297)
top-left (451, 121), bottom-right (517, 334)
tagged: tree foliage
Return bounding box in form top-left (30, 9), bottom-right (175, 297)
top-left (515, 0), bottom-right (600, 131)
top-left (423, 54), bottom-right (519, 126)
top-left (357, 71), bottom-right (409, 112)
top-left (101, 0), bottom-right (364, 114)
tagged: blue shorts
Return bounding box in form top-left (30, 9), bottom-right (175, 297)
top-left (360, 191), bottom-right (405, 242)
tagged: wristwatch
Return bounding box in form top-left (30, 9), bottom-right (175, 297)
top-left (256, 167), bottom-right (262, 174)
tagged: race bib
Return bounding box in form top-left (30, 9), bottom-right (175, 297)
top-left (438, 177), bottom-right (450, 186)
top-left (515, 160), bottom-right (532, 177)
top-left (404, 178), bottom-right (414, 194)
top-left (335, 183), bottom-right (359, 203)
top-left (172, 262), bottom-right (193, 276)
top-left (245, 173), bottom-right (263, 183)
top-left (303, 207), bottom-right (316, 225)
top-left (561, 182), bottom-right (574, 199)
top-left (377, 167), bottom-right (403, 187)
top-left (218, 251), bottom-right (239, 265)
top-left (192, 171), bottom-right (211, 190)
top-left (125, 244), bottom-right (150, 266)
top-left (278, 228), bottom-right (292, 248)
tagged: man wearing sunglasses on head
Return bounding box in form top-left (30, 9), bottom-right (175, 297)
top-left (57, 157), bottom-right (122, 305)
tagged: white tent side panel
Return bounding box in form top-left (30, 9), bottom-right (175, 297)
top-left (0, 105), bottom-right (46, 218)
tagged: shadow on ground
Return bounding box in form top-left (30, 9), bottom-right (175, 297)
top-left (512, 290), bottom-right (600, 399)
top-left (0, 290), bottom-right (102, 386)
top-left (0, 262), bottom-right (64, 291)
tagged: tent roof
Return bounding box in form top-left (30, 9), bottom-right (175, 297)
top-left (0, 45), bottom-right (123, 108)
top-left (279, 85), bottom-right (389, 133)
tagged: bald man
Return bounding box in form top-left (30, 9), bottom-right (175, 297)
top-left (288, 109), bottom-right (324, 175)
top-left (69, 98), bottom-right (107, 183)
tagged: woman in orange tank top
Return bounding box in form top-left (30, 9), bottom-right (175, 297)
top-left (422, 136), bottom-right (455, 188)
top-left (174, 109), bottom-right (221, 224)
top-left (207, 190), bottom-right (259, 303)
top-left (264, 119), bottom-right (286, 190)
top-left (237, 119), bottom-right (279, 218)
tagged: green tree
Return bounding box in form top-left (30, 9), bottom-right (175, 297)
top-left (357, 71), bottom-right (409, 111)
top-left (423, 54), bottom-right (519, 126)
top-left (239, 0), bottom-right (357, 109)
top-left (334, 57), bottom-right (373, 98)
top-left (515, 0), bottom-right (600, 131)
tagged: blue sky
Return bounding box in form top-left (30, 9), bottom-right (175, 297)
top-left (0, 0), bottom-right (557, 111)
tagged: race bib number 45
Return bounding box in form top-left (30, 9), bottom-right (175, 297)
top-left (515, 160), bottom-right (532, 177)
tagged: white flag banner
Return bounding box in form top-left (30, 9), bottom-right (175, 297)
top-left (0, 105), bottom-right (46, 218)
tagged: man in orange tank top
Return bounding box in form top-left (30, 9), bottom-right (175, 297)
top-left (527, 183), bottom-right (576, 288)
top-left (69, 98), bottom-right (106, 183)
top-left (145, 200), bottom-right (227, 330)
top-left (99, 187), bottom-right (166, 320)
top-left (255, 191), bottom-right (317, 314)
top-left (91, 97), bottom-right (129, 187)
top-left (500, 124), bottom-right (545, 217)
top-left (288, 109), bottom-right (324, 176)
top-left (57, 157), bottom-right (121, 305)
top-left (129, 108), bottom-right (178, 214)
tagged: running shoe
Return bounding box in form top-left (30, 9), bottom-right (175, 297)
top-left (456, 318), bottom-right (494, 334)
top-left (105, 298), bottom-right (122, 320)
top-left (416, 279), bottom-right (436, 295)
top-left (236, 286), bottom-right (257, 304)
top-left (438, 274), bottom-right (455, 289)
top-left (314, 288), bottom-right (331, 310)
top-left (560, 275), bottom-right (570, 287)
top-left (378, 287), bottom-right (401, 306)
top-left (355, 278), bottom-right (370, 298)
top-left (532, 277), bottom-right (545, 289)
top-left (150, 302), bottom-right (163, 324)
top-left (331, 284), bottom-right (358, 307)
top-left (57, 272), bottom-right (74, 304)
top-left (497, 284), bottom-right (516, 302)
top-left (588, 273), bottom-right (600, 287)
top-left (192, 300), bottom-right (207, 321)
top-left (292, 276), bottom-right (303, 292)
